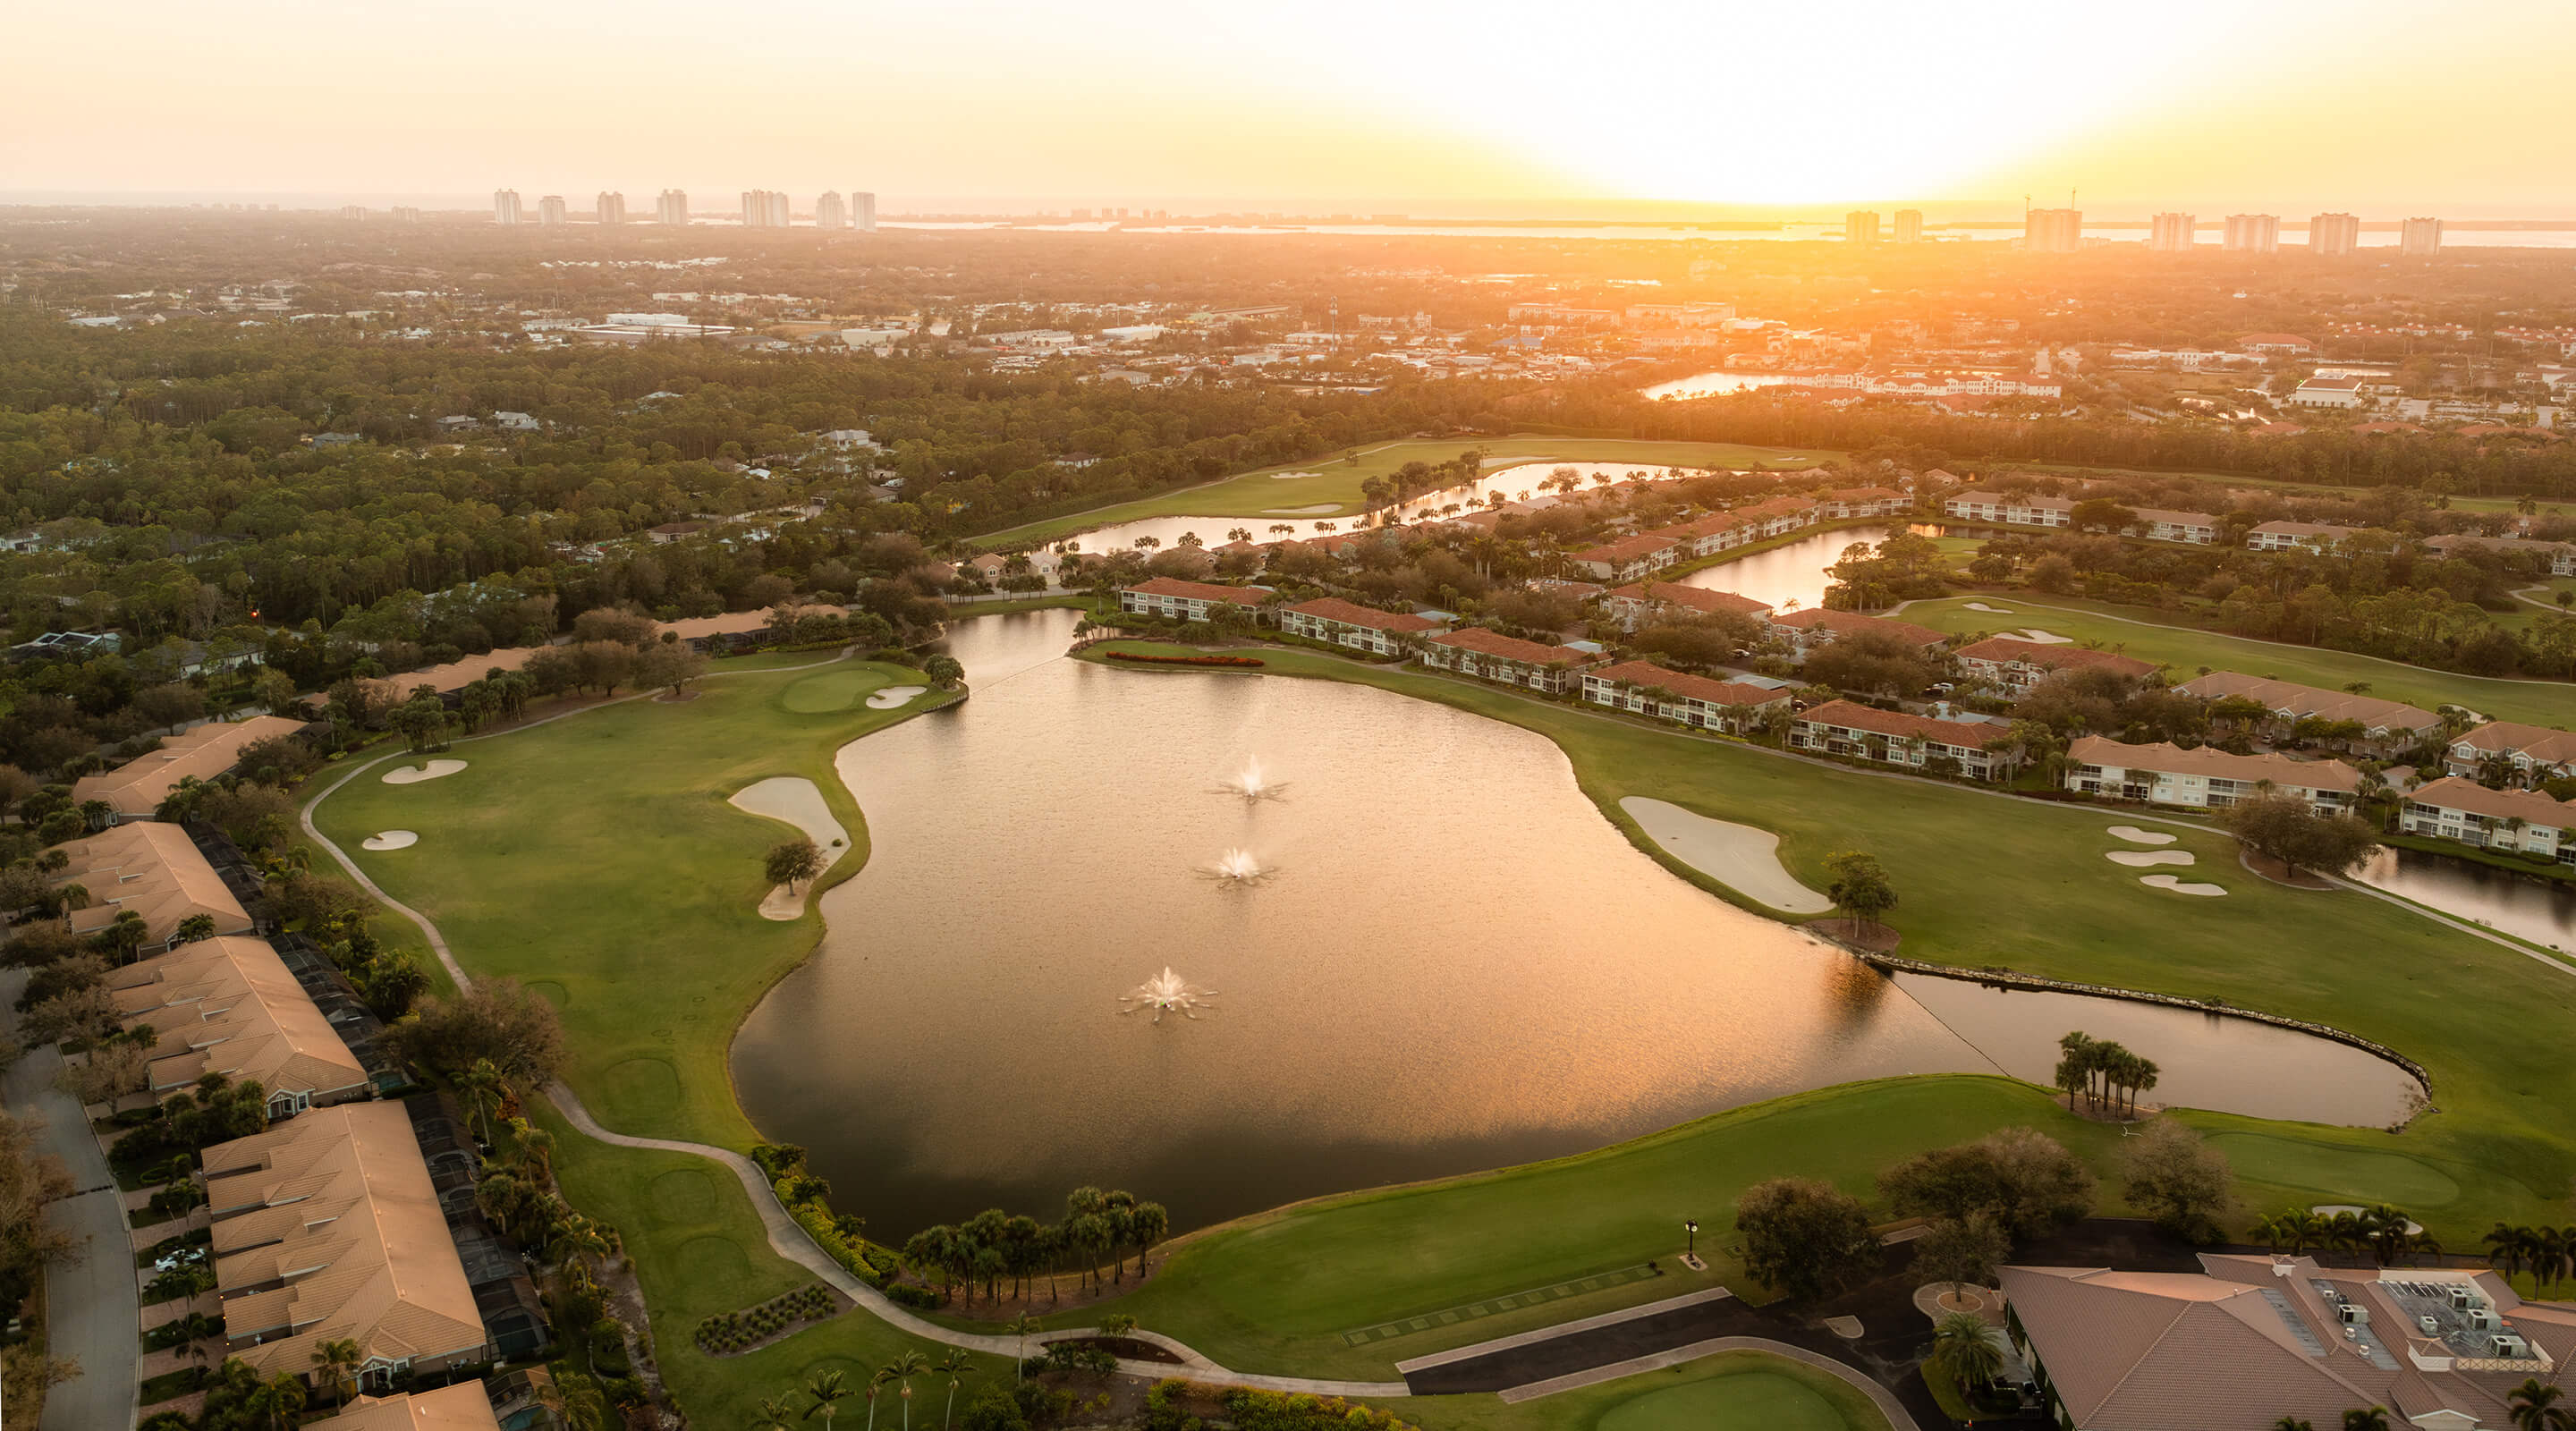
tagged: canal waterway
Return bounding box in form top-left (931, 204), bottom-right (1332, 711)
top-left (731, 608), bottom-right (2423, 1236)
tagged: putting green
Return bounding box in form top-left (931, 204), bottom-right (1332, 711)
top-left (1597, 1370), bottom-right (1855, 1431)
top-left (2208, 1133), bottom-right (2462, 1207)
top-left (781, 669), bottom-right (877, 713)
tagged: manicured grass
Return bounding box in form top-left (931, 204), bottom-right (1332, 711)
top-left (2040, 463), bottom-right (2551, 517)
top-left (310, 656), bottom-right (951, 1148)
top-left (538, 1103), bottom-right (1010, 1418)
top-left (1402, 1351), bottom-right (1888, 1431)
top-left (1072, 639), bottom-right (2576, 1363)
top-left (1097, 1077), bottom-right (2116, 1380)
top-left (1901, 594), bottom-right (2576, 725)
top-left (2204, 1132), bottom-right (2462, 1206)
top-left (973, 436), bottom-right (1832, 546)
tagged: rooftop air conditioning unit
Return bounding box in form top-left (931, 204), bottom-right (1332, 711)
top-left (2493, 1334), bottom-right (2529, 1359)
top-left (2466, 1309), bottom-right (2497, 1332)
top-left (2419, 1316), bottom-right (2440, 1334)
top-left (2340, 1305), bottom-right (2370, 1325)
top-left (2343, 1326), bottom-right (2361, 1342)
top-left (2448, 1286), bottom-right (2476, 1309)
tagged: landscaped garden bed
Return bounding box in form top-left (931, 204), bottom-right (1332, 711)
top-left (1104, 650), bottom-right (1266, 668)
top-left (691, 1281), bottom-right (846, 1356)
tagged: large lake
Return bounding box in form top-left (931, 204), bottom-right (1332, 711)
top-left (731, 609), bottom-right (2421, 1235)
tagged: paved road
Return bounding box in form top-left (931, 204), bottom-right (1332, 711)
top-left (4, 970), bottom-right (140, 1431)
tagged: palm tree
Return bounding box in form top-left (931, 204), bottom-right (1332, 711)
top-left (804, 1368), bottom-right (852, 1430)
top-left (931, 1350), bottom-right (972, 1431)
top-left (308, 1337), bottom-right (362, 1410)
top-left (2486, 1223), bottom-right (2533, 1283)
top-left (755, 1393), bottom-right (801, 1431)
top-left (1930, 1311), bottom-right (2007, 1387)
top-left (2342, 1409), bottom-right (2393, 1431)
top-left (2274, 1420), bottom-right (2316, 1431)
top-left (1004, 1312), bottom-right (1039, 1382)
top-left (2505, 1380), bottom-right (2565, 1431)
top-left (882, 1351), bottom-right (929, 1431)
top-left (458, 1058), bottom-right (506, 1143)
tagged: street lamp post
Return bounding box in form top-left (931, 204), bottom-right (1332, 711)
top-left (1685, 1220), bottom-right (1699, 1258)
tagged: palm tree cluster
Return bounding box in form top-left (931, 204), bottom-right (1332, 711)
top-left (2250, 1204), bottom-right (2440, 1266)
top-left (900, 1187), bottom-right (1170, 1308)
top-left (2054, 1031), bottom-right (2160, 1117)
top-left (1929, 1310), bottom-right (2010, 1393)
top-left (2278, 1386), bottom-right (2572, 1431)
top-left (2484, 1222), bottom-right (2576, 1292)
top-left (756, 1352), bottom-right (973, 1431)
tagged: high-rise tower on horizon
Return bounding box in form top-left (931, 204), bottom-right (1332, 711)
top-left (597, 191), bottom-right (626, 225)
top-left (853, 191), bottom-right (877, 233)
top-left (2400, 216), bottom-right (2443, 256)
top-left (1843, 210), bottom-right (1879, 244)
top-left (815, 191), bottom-right (847, 229)
top-left (493, 189), bottom-right (521, 225)
top-left (2224, 214), bottom-right (2279, 253)
top-left (1893, 208), bottom-right (1922, 243)
top-left (537, 195), bottom-right (568, 226)
top-left (2023, 207), bottom-right (2081, 253)
top-left (656, 189), bottom-right (689, 226)
top-left (2309, 212), bottom-right (2361, 256)
top-left (2148, 212), bottom-right (2195, 252)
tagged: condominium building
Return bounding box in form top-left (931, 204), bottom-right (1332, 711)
top-left (814, 191), bottom-right (847, 230)
top-left (1580, 660), bottom-right (1791, 734)
top-left (1276, 597), bottom-right (1446, 656)
top-left (52, 822), bottom-right (255, 953)
top-left (2024, 207), bottom-right (2082, 253)
top-left (491, 189), bottom-right (521, 225)
top-left (655, 189), bottom-right (690, 225)
top-left (852, 191), bottom-right (877, 232)
top-left (1569, 534), bottom-right (1682, 584)
top-left (2175, 672), bottom-right (2443, 757)
top-left (309, 1384), bottom-right (505, 1431)
top-left (2064, 736), bottom-right (2361, 813)
top-left (1955, 638), bottom-right (2157, 694)
top-left (1598, 581), bottom-right (1773, 632)
top-left (2445, 722), bottom-right (2576, 784)
top-left (1412, 628), bottom-right (1606, 693)
top-left (740, 190), bottom-right (792, 228)
top-left (109, 936), bottom-right (372, 1113)
top-left (389, 207), bottom-right (420, 224)
top-left (1893, 208), bottom-right (1922, 243)
top-left (1844, 210), bottom-right (1879, 244)
top-left (1115, 577), bottom-right (1268, 622)
top-left (2147, 212), bottom-right (2195, 252)
top-left (1789, 700), bottom-right (2003, 780)
top-left (2401, 777), bottom-right (2572, 864)
top-left (1766, 608), bottom-right (1945, 653)
top-left (1939, 490), bottom-right (2074, 528)
top-left (2223, 213), bottom-right (2280, 252)
top-left (2245, 520), bottom-right (2360, 553)
top-left (2309, 211), bottom-right (2361, 256)
top-left (74, 714), bottom-right (309, 821)
top-left (536, 195), bottom-right (567, 226)
top-left (2400, 216), bottom-right (2444, 255)
top-left (595, 191), bottom-right (625, 225)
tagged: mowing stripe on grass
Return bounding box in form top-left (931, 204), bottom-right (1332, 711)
top-left (1341, 1262), bottom-right (1664, 1345)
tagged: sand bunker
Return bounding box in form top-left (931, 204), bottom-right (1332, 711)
top-left (2015, 628), bottom-right (2073, 644)
top-left (729, 776), bottom-right (851, 920)
top-left (2107, 826), bottom-right (2177, 845)
top-left (2107, 850), bottom-right (2195, 868)
top-left (1261, 504), bottom-right (1340, 515)
top-left (361, 831), bottom-right (419, 851)
top-left (382, 759), bottom-right (468, 784)
top-left (1621, 797), bottom-right (1833, 913)
top-left (866, 684), bottom-right (927, 709)
top-left (1963, 601), bottom-right (2016, 614)
top-left (1268, 471), bottom-right (1323, 480)
top-left (2140, 874), bottom-right (2227, 896)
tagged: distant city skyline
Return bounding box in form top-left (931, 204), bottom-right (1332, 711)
top-left (5, 0), bottom-right (2570, 212)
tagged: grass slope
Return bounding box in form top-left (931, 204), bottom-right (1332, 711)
top-left (1902, 594), bottom-right (2576, 725)
top-left (312, 656), bottom-right (949, 1147)
top-left (974, 436), bottom-right (1831, 546)
top-left (1412, 1351), bottom-right (1891, 1431)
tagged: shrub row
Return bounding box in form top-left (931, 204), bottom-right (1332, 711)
top-left (693, 1282), bottom-right (837, 1354)
top-left (1106, 651), bottom-right (1265, 668)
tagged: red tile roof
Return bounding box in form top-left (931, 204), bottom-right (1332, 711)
top-left (1573, 533), bottom-right (1682, 563)
top-left (1424, 627), bottom-right (1599, 666)
top-left (1589, 660), bottom-right (1786, 707)
top-left (1768, 608), bottom-right (1945, 645)
top-left (1956, 637), bottom-right (2157, 678)
top-left (1606, 581), bottom-right (1773, 617)
top-left (2067, 735), bottom-right (2361, 792)
top-left (1123, 577), bottom-right (1265, 605)
top-left (1796, 699), bottom-right (1998, 748)
top-left (1284, 597), bottom-right (1440, 634)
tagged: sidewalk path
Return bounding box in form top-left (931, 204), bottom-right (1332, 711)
top-left (4, 970), bottom-right (141, 1431)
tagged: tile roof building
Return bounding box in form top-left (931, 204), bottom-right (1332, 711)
top-left (54, 823), bottom-right (255, 953)
top-left (2247, 521), bottom-right (2360, 554)
top-left (1789, 699), bottom-right (2004, 780)
top-left (307, 1384), bottom-right (504, 1431)
top-left (74, 716), bottom-right (309, 821)
top-left (2177, 673), bottom-right (2445, 756)
top-left (1768, 607), bottom-right (1946, 651)
top-left (1580, 660), bottom-right (1791, 733)
top-left (1276, 597), bottom-right (1446, 656)
top-left (205, 1103), bottom-right (490, 1388)
top-left (2400, 776), bottom-right (2573, 865)
top-left (1414, 628), bottom-right (1607, 693)
top-left (2065, 736), bottom-right (2361, 812)
top-left (1115, 578), bottom-right (1270, 622)
top-left (109, 936), bottom-right (373, 1112)
top-left (2003, 1256), bottom-right (2576, 1431)
top-left (1942, 490), bottom-right (2076, 528)
top-left (1956, 638), bottom-right (2159, 693)
top-left (2445, 722), bottom-right (2576, 784)
top-left (1600, 581), bottom-right (1774, 631)
top-left (2419, 533), bottom-right (2576, 574)
top-left (1569, 533), bottom-right (1683, 584)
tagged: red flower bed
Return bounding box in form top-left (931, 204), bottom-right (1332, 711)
top-left (1106, 650), bottom-right (1265, 668)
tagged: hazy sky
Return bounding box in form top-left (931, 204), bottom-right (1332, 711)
top-left (8, 0), bottom-right (2569, 213)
